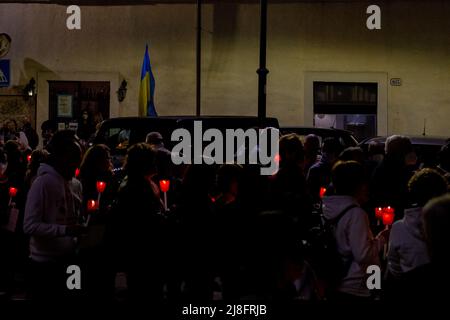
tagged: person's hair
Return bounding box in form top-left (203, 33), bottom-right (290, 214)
top-left (279, 133), bottom-right (304, 166)
top-left (4, 140), bottom-right (20, 155)
top-left (322, 137), bottom-right (344, 157)
top-left (25, 149), bottom-right (49, 183)
top-left (217, 163), bottom-right (243, 193)
top-left (79, 144), bottom-right (111, 181)
top-left (5, 119), bottom-right (17, 131)
top-left (304, 134), bottom-right (320, 153)
top-left (368, 141), bottom-right (385, 156)
top-left (46, 130), bottom-right (81, 158)
top-left (28, 149), bottom-right (49, 169)
top-left (41, 119), bottom-right (57, 132)
top-left (123, 143), bottom-right (156, 180)
top-left (385, 135), bottom-right (412, 158)
top-left (438, 142), bottom-right (450, 169)
top-left (423, 194), bottom-right (450, 266)
top-left (408, 168), bottom-right (447, 207)
top-left (146, 132), bottom-right (164, 146)
top-left (339, 147), bottom-right (364, 164)
top-left (332, 160), bottom-right (367, 196)
top-left (0, 148), bottom-right (7, 164)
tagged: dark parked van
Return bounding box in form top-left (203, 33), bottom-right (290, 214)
top-left (93, 116), bottom-right (279, 168)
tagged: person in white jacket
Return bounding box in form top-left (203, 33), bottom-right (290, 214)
top-left (387, 168), bottom-right (447, 278)
top-left (23, 130), bottom-right (85, 299)
top-left (322, 160), bottom-right (388, 300)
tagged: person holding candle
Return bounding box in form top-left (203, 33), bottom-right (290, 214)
top-left (322, 161), bottom-right (389, 301)
top-left (385, 168), bottom-right (447, 299)
top-left (175, 163), bottom-right (217, 300)
top-left (370, 135), bottom-right (416, 220)
top-left (303, 134), bottom-right (320, 174)
top-left (78, 144), bottom-right (116, 218)
top-left (386, 194), bottom-right (450, 302)
top-left (268, 134), bottom-right (312, 234)
top-left (307, 137), bottom-right (344, 203)
top-left (213, 163), bottom-right (246, 300)
top-left (0, 148), bottom-right (14, 297)
top-left (105, 143), bottom-right (167, 301)
top-left (77, 144), bottom-right (117, 299)
top-left (23, 130), bottom-right (86, 300)
top-left (422, 194), bottom-right (450, 296)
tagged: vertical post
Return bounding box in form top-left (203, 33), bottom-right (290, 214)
top-left (196, 0), bottom-right (202, 116)
top-left (257, 0), bottom-right (269, 120)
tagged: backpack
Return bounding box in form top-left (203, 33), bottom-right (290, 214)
top-left (304, 203), bottom-right (357, 296)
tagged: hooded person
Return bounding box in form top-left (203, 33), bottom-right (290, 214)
top-left (322, 161), bottom-right (389, 300)
top-left (386, 168), bottom-right (447, 297)
top-left (23, 130), bottom-right (86, 300)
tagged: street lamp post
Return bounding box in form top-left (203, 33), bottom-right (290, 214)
top-left (257, 0), bottom-right (268, 120)
top-left (196, 0), bottom-right (202, 116)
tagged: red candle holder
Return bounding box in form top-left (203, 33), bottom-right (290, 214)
top-left (96, 181), bottom-right (106, 193)
top-left (87, 199), bottom-right (99, 212)
top-left (9, 187), bottom-right (18, 198)
top-left (319, 187), bottom-right (327, 199)
top-left (385, 206), bottom-right (395, 215)
top-left (375, 207), bottom-right (384, 220)
top-left (382, 212), bottom-right (395, 226)
top-left (159, 180), bottom-right (170, 193)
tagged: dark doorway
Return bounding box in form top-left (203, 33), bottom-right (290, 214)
top-left (48, 81), bottom-right (110, 142)
top-left (313, 82), bottom-right (377, 141)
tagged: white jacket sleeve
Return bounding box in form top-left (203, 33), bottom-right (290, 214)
top-left (387, 224), bottom-right (402, 277)
top-left (348, 210), bottom-right (382, 266)
top-left (23, 178), bottom-right (67, 237)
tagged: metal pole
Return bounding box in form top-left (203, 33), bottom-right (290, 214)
top-left (196, 0), bottom-right (202, 116)
top-left (257, 0), bottom-right (268, 120)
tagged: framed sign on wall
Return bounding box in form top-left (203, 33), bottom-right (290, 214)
top-left (57, 94), bottom-right (73, 117)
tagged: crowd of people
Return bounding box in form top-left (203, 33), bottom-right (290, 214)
top-left (0, 118), bottom-right (449, 303)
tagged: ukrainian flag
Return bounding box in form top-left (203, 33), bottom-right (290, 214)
top-left (139, 45), bottom-right (157, 117)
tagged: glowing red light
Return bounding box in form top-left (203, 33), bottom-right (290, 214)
top-left (375, 207), bottom-right (384, 220)
top-left (87, 199), bottom-right (98, 211)
top-left (385, 206), bottom-right (395, 215)
top-left (382, 212), bottom-right (395, 226)
top-left (75, 168), bottom-right (80, 178)
top-left (159, 180), bottom-right (170, 193)
top-left (9, 187), bottom-right (18, 198)
top-left (27, 154), bottom-right (32, 163)
top-left (319, 187), bottom-right (327, 199)
top-left (96, 181), bottom-right (106, 193)
top-left (274, 153), bottom-right (281, 163)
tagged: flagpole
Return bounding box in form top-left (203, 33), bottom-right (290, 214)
top-left (196, 0), bottom-right (202, 116)
top-left (257, 0), bottom-right (268, 120)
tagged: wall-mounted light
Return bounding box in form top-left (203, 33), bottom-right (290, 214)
top-left (117, 80), bottom-right (127, 102)
top-left (24, 78), bottom-right (36, 99)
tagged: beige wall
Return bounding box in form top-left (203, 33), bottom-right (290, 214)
top-left (1, 1), bottom-right (449, 137)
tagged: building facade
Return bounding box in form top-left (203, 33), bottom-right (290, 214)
top-left (0, 0), bottom-right (449, 138)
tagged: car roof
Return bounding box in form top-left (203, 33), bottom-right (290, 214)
top-left (281, 126), bottom-right (355, 135)
top-left (361, 135), bottom-right (448, 146)
top-left (99, 116), bottom-right (279, 128)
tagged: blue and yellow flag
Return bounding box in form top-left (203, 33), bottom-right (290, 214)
top-left (139, 45), bottom-right (157, 117)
